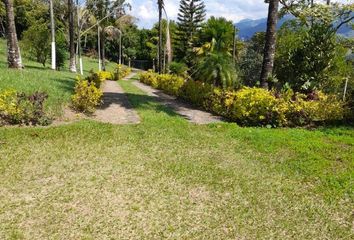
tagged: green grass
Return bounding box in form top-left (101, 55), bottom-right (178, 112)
top-left (0, 73), bottom-right (353, 239)
top-left (0, 38), bottom-right (115, 116)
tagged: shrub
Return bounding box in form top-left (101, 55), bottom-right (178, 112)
top-left (98, 71), bottom-right (113, 81)
top-left (283, 91), bottom-right (345, 126)
top-left (71, 77), bottom-right (103, 113)
top-left (85, 70), bottom-right (111, 88)
top-left (55, 31), bottom-right (68, 70)
top-left (180, 80), bottom-right (213, 107)
top-left (181, 81), bottom-right (345, 127)
top-left (169, 61), bottom-right (188, 77)
top-left (140, 73), bottom-right (346, 127)
top-left (158, 74), bottom-right (185, 96)
top-left (0, 89), bottom-right (51, 126)
top-left (21, 21), bottom-right (50, 66)
top-left (139, 71), bottom-right (185, 96)
top-left (225, 87), bottom-right (285, 126)
top-left (139, 70), bottom-right (159, 88)
top-left (113, 64), bottom-right (132, 80)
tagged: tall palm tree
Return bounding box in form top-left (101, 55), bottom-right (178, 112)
top-left (260, 0), bottom-right (279, 89)
top-left (68, 0), bottom-right (76, 72)
top-left (4, 0), bottom-right (22, 69)
top-left (157, 0), bottom-right (164, 73)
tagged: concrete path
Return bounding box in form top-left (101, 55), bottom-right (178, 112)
top-left (93, 80), bottom-right (140, 124)
top-left (132, 81), bottom-right (224, 124)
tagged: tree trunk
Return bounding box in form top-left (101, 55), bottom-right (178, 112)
top-left (326, 0), bottom-right (330, 5)
top-left (68, 0), bottom-right (76, 72)
top-left (100, 27), bottom-right (106, 71)
top-left (4, 0), bottom-right (22, 69)
top-left (260, 0), bottom-right (279, 89)
top-left (158, 0), bottom-right (163, 73)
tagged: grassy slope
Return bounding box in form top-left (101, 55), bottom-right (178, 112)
top-left (0, 38), bottom-right (115, 116)
top-left (0, 74), bottom-right (353, 239)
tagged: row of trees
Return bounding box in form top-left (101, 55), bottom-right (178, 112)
top-left (0, 0), bottom-right (131, 72)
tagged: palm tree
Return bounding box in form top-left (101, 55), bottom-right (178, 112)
top-left (195, 17), bottom-right (238, 88)
top-left (68, 0), bottom-right (76, 72)
top-left (157, 0), bottom-right (164, 73)
top-left (260, 0), bottom-right (279, 89)
top-left (4, 0), bottom-right (22, 69)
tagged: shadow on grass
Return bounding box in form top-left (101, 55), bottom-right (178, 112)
top-left (98, 91), bottom-right (180, 119)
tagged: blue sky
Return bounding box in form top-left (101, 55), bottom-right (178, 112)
top-left (126, 0), bottom-right (351, 29)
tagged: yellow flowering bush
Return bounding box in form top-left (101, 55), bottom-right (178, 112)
top-left (113, 64), bottom-right (132, 80)
top-left (139, 71), bottom-right (185, 96)
top-left (85, 70), bottom-right (106, 88)
top-left (139, 70), bottom-right (159, 88)
top-left (158, 74), bottom-right (185, 96)
top-left (182, 81), bottom-right (345, 127)
top-left (140, 72), bottom-right (346, 127)
top-left (226, 87), bottom-right (285, 126)
top-left (180, 80), bottom-right (213, 107)
top-left (98, 71), bottom-right (113, 81)
top-left (71, 77), bottom-right (103, 114)
top-left (0, 89), bottom-right (50, 126)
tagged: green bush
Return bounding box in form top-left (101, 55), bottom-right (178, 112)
top-left (169, 61), bottom-right (188, 78)
top-left (21, 21), bottom-right (50, 66)
top-left (139, 70), bottom-right (159, 88)
top-left (55, 31), bottom-right (68, 70)
top-left (180, 80), bottom-right (213, 108)
top-left (71, 77), bottom-right (103, 114)
top-left (0, 89), bottom-right (51, 126)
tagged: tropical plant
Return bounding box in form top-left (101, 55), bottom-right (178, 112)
top-left (194, 17), bottom-right (239, 88)
top-left (195, 49), bottom-right (238, 89)
top-left (175, 0), bottom-right (206, 64)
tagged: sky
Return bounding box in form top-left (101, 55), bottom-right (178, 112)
top-left (126, 0), bottom-right (351, 29)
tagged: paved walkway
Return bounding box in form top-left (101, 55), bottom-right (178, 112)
top-left (132, 81), bottom-right (224, 124)
top-left (93, 80), bottom-right (140, 124)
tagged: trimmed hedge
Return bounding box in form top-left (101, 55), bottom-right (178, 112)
top-left (139, 71), bottom-right (346, 127)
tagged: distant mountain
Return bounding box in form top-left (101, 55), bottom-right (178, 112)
top-left (235, 15), bottom-right (354, 39)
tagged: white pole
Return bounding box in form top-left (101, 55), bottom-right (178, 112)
top-left (98, 24), bottom-right (101, 71)
top-left (119, 31), bottom-right (122, 65)
top-left (76, 0), bottom-right (83, 75)
top-left (343, 77), bottom-right (348, 101)
top-left (50, 0), bottom-right (56, 70)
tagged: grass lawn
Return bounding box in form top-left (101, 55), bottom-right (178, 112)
top-left (0, 66), bottom-right (353, 240)
top-left (0, 38), bottom-right (115, 117)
